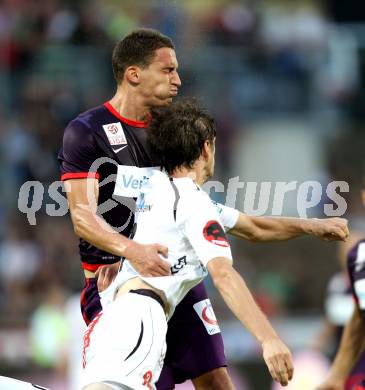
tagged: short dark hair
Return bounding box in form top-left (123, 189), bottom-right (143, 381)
top-left (112, 28), bottom-right (175, 84)
top-left (148, 99), bottom-right (216, 174)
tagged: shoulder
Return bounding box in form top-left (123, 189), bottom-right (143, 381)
top-left (347, 239), bottom-right (365, 273)
top-left (177, 184), bottom-right (218, 222)
top-left (64, 105), bottom-right (107, 143)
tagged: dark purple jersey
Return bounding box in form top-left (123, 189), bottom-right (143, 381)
top-left (58, 102), bottom-right (155, 271)
top-left (347, 239), bottom-right (365, 316)
top-left (346, 239), bottom-right (365, 390)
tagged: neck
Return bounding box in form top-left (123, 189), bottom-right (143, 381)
top-left (171, 164), bottom-right (207, 186)
top-left (109, 85), bottom-right (150, 122)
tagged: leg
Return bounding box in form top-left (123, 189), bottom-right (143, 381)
top-left (192, 367), bottom-right (235, 390)
top-left (83, 383), bottom-right (133, 390)
top-left (0, 376), bottom-right (49, 390)
top-left (157, 283), bottom-right (233, 390)
top-left (82, 293), bottom-right (167, 389)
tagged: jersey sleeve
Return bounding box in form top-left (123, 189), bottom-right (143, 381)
top-left (178, 194), bottom-right (233, 267)
top-left (58, 118), bottom-right (100, 181)
top-left (211, 200), bottom-right (239, 231)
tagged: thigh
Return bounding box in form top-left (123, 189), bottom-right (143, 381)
top-left (82, 294), bottom-right (167, 390)
top-left (157, 283), bottom-right (227, 390)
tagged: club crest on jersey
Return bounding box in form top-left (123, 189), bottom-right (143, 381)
top-left (203, 220), bottom-right (229, 247)
top-left (102, 122), bottom-right (127, 146)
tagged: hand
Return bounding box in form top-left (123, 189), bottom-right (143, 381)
top-left (124, 241), bottom-right (170, 277)
top-left (262, 337), bottom-right (293, 386)
top-left (95, 262), bottom-right (120, 292)
top-left (316, 376), bottom-right (345, 390)
top-left (310, 218), bottom-right (349, 242)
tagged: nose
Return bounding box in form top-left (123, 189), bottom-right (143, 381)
top-left (172, 71), bottom-right (181, 87)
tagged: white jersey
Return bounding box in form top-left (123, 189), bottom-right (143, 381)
top-left (103, 170), bottom-right (236, 319)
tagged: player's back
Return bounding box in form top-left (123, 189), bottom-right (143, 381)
top-left (111, 169), bottom-right (232, 319)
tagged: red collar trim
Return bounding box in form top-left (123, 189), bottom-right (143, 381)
top-left (104, 101), bottom-right (147, 128)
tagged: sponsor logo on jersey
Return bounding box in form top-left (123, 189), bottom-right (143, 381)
top-left (193, 299), bottom-right (221, 335)
top-left (136, 193), bottom-right (153, 212)
top-left (102, 122), bottom-right (127, 146)
top-left (203, 220), bottom-right (229, 247)
top-left (114, 166), bottom-right (156, 198)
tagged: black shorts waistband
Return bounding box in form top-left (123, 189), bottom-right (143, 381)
top-left (129, 289), bottom-right (165, 310)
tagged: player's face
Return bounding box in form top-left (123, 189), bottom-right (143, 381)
top-left (139, 47), bottom-right (181, 107)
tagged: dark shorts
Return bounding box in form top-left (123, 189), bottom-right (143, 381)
top-left (80, 280), bottom-right (227, 389)
top-left (346, 350), bottom-right (365, 390)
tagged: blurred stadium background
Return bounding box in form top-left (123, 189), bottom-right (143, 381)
top-left (1, 0), bottom-right (365, 389)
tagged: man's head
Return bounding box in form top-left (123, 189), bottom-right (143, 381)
top-left (112, 28), bottom-right (181, 107)
top-left (148, 99), bottom-right (216, 182)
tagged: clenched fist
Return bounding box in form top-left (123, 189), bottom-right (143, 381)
top-left (310, 218), bottom-right (349, 242)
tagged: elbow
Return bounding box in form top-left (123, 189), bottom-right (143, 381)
top-left (245, 228), bottom-right (265, 242)
top-left (210, 264), bottom-right (234, 291)
top-left (248, 231), bottom-right (263, 242)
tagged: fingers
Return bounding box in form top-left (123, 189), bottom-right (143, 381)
top-left (95, 264), bottom-right (118, 292)
top-left (151, 257), bottom-right (171, 276)
top-left (156, 244), bottom-right (168, 258)
top-left (263, 340), bottom-right (293, 387)
top-left (285, 354), bottom-right (294, 381)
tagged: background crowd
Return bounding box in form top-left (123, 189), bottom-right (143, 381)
top-left (0, 0), bottom-right (365, 388)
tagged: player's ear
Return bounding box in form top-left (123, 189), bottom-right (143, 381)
top-left (202, 140), bottom-right (210, 159)
top-left (125, 66), bottom-right (140, 84)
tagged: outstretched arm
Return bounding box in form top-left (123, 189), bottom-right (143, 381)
top-left (228, 214), bottom-right (349, 242)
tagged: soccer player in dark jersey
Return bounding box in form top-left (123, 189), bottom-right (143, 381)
top-left (59, 29), bottom-right (349, 390)
top-left (317, 194), bottom-right (365, 390)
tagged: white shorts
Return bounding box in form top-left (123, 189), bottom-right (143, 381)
top-left (81, 292), bottom-right (167, 390)
top-left (0, 376), bottom-right (49, 390)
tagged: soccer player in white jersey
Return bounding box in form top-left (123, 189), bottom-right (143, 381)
top-left (81, 100), bottom-right (294, 390)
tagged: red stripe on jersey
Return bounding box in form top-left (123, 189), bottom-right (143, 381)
top-left (82, 262), bottom-right (108, 272)
top-left (104, 101), bottom-right (147, 128)
top-left (61, 172), bottom-right (100, 181)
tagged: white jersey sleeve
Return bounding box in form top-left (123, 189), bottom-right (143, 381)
top-left (212, 200), bottom-right (239, 231)
top-left (178, 193), bottom-right (233, 267)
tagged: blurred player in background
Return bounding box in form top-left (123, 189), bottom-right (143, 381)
top-left (317, 184), bottom-right (365, 390)
top-left (81, 99), bottom-right (293, 390)
top-left (59, 28), bottom-right (349, 390)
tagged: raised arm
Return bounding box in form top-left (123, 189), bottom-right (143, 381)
top-left (229, 213), bottom-right (349, 242)
top-left (64, 178), bottom-right (170, 277)
top-left (208, 257), bottom-right (293, 386)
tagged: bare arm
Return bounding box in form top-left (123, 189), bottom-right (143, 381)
top-left (208, 257), bottom-right (293, 386)
top-left (317, 306), bottom-right (365, 390)
top-left (229, 214), bottom-right (349, 242)
top-left (64, 178), bottom-right (170, 276)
